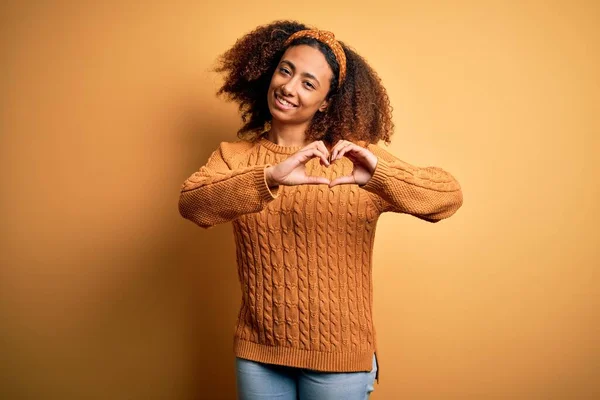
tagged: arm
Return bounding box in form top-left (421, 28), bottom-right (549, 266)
top-left (362, 144), bottom-right (463, 222)
top-left (178, 142), bottom-right (278, 228)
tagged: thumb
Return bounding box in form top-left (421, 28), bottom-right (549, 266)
top-left (329, 175), bottom-right (356, 187)
top-left (301, 175), bottom-right (331, 185)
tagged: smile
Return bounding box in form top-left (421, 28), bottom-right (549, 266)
top-left (275, 93), bottom-right (297, 109)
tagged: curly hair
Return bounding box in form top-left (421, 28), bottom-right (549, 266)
top-left (215, 20), bottom-right (394, 145)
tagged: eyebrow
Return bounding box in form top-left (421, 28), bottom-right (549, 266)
top-left (280, 60), bottom-right (321, 87)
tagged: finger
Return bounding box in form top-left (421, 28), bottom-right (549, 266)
top-left (301, 175), bottom-right (331, 185)
top-left (298, 148), bottom-right (329, 166)
top-left (329, 175), bottom-right (356, 187)
top-left (331, 140), bottom-right (352, 161)
top-left (303, 140), bottom-right (328, 155)
top-left (329, 140), bottom-right (342, 160)
top-left (331, 140), bottom-right (349, 159)
top-left (313, 140), bottom-right (330, 160)
top-left (342, 145), bottom-right (378, 173)
top-left (300, 141), bottom-right (329, 162)
top-left (336, 143), bottom-right (363, 160)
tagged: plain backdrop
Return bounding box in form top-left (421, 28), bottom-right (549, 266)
top-left (1, 1), bottom-right (598, 399)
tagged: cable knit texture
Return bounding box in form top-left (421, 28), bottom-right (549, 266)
top-left (179, 138), bottom-right (463, 373)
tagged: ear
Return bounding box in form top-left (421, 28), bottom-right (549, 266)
top-left (318, 98), bottom-right (329, 112)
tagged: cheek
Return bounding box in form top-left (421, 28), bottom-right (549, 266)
top-left (269, 72), bottom-right (284, 89)
top-left (303, 92), bottom-right (327, 109)
top-left (267, 76), bottom-right (281, 101)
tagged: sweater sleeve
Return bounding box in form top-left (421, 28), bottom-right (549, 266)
top-left (178, 142), bottom-right (279, 228)
top-left (361, 144), bottom-right (463, 222)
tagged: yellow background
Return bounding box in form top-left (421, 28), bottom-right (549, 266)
top-left (1, 1), bottom-right (598, 399)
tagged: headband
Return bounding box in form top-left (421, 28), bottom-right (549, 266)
top-left (283, 29), bottom-right (347, 86)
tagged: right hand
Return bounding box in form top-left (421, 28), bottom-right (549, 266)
top-left (265, 141), bottom-right (331, 187)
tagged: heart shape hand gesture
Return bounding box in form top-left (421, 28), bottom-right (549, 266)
top-left (265, 140), bottom-right (378, 188)
top-left (328, 140), bottom-right (378, 187)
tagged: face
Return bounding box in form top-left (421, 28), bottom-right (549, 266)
top-left (267, 44), bottom-right (334, 127)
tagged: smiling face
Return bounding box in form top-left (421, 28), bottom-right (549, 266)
top-left (267, 44), bottom-right (334, 128)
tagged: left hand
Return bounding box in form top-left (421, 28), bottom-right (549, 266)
top-left (329, 140), bottom-right (378, 187)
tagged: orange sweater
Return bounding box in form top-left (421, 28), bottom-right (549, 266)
top-left (179, 138), bottom-right (463, 374)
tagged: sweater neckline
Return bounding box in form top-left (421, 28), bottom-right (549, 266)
top-left (258, 137), bottom-right (303, 154)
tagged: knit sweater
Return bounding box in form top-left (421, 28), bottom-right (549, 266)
top-left (178, 137), bottom-right (463, 374)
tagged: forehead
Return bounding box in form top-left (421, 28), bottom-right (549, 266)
top-left (280, 45), bottom-right (333, 81)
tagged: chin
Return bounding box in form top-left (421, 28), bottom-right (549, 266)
top-left (268, 104), bottom-right (293, 122)
top-left (269, 112), bottom-right (293, 124)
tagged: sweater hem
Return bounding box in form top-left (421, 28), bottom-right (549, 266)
top-left (234, 338), bottom-right (375, 373)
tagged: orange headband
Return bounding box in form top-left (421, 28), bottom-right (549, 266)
top-left (283, 29), bottom-right (347, 86)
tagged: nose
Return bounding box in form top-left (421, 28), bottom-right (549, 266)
top-left (280, 78), bottom-right (296, 96)
top-left (280, 83), bottom-right (291, 96)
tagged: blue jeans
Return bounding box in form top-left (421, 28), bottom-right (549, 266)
top-left (235, 355), bottom-right (377, 400)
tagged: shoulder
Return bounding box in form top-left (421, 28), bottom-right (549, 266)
top-left (218, 139), bottom-right (256, 155)
top-left (215, 139), bottom-right (258, 160)
top-left (363, 141), bottom-right (397, 162)
top-left (212, 139), bottom-right (260, 168)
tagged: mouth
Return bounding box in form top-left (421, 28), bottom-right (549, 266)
top-left (274, 93), bottom-right (298, 109)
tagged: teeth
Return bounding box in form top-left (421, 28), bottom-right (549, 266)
top-left (278, 95), bottom-right (294, 107)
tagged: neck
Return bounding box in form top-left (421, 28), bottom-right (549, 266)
top-left (267, 120), bottom-right (310, 147)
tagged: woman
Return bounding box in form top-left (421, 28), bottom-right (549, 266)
top-left (179, 20), bottom-right (463, 400)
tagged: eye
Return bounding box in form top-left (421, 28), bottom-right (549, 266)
top-left (304, 81), bottom-right (315, 90)
top-left (279, 67), bottom-right (291, 75)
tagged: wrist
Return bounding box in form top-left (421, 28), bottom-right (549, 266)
top-left (265, 166), bottom-right (278, 188)
top-left (369, 156), bottom-right (378, 174)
